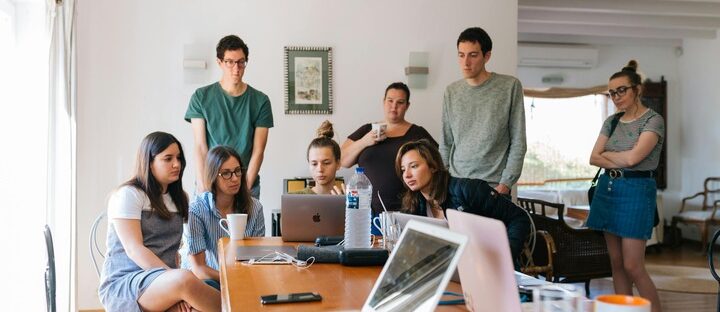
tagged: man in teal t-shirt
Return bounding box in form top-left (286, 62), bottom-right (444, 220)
top-left (185, 35), bottom-right (273, 198)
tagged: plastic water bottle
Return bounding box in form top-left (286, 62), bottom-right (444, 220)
top-left (344, 167), bottom-right (372, 248)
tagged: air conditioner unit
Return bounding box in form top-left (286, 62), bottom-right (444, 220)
top-left (518, 44), bottom-right (598, 69)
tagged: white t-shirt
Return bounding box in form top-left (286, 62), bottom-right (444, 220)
top-left (108, 185), bottom-right (178, 220)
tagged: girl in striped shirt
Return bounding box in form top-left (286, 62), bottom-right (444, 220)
top-left (182, 146), bottom-right (265, 289)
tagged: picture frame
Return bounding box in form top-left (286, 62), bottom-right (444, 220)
top-left (284, 46), bottom-right (333, 114)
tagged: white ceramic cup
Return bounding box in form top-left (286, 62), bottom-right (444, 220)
top-left (371, 122), bottom-right (387, 141)
top-left (594, 294), bottom-right (651, 312)
top-left (219, 213), bottom-right (248, 240)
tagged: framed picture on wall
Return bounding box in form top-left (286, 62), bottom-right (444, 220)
top-left (284, 46), bottom-right (333, 114)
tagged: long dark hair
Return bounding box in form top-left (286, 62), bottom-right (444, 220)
top-left (204, 146), bottom-right (253, 216)
top-left (123, 131), bottom-right (188, 220)
top-left (395, 139), bottom-right (450, 214)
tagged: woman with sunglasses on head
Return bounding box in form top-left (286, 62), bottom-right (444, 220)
top-left (292, 120), bottom-right (344, 195)
top-left (587, 60), bottom-right (663, 312)
top-left (181, 146), bottom-right (265, 290)
top-left (395, 139), bottom-right (530, 269)
top-left (99, 132), bottom-right (220, 312)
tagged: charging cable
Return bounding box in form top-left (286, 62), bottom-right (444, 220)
top-left (242, 251), bottom-right (315, 269)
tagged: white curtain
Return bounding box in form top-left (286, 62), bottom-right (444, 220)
top-left (47, 0), bottom-right (77, 311)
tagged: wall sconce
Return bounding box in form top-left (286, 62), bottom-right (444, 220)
top-left (183, 43), bottom-right (213, 84)
top-left (405, 52), bottom-right (429, 89)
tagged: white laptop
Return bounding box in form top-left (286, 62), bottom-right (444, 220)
top-left (280, 194), bottom-right (345, 242)
top-left (362, 220), bottom-right (468, 312)
top-left (446, 209), bottom-right (522, 312)
top-left (393, 212), bottom-right (547, 287)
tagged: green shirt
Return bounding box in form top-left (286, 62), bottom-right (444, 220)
top-left (185, 83), bottom-right (274, 168)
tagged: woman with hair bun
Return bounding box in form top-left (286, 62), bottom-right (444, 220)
top-left (588, 60), bottom-right (664, 312)
top-left (292, 120), bottom-right (344, 194)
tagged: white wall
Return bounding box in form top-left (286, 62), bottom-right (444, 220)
top-left (517, 44), bottom-right (684, 221)
top-left (676, 34), bottom-right (720, 234)
top-left (76, 0), bottom-right (519, 309)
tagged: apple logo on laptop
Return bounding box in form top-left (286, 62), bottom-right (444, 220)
top-left (312, 213), bottom-right (321, 223)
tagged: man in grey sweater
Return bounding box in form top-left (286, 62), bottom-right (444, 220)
top-left (441, 27), bottom-right (526, 195)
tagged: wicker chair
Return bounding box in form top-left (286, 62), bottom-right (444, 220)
top-left (671, 177), bottom-right (720, 252)
top-left (517, 197), bottom-right (611, 295)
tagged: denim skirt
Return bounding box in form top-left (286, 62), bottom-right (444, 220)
top-left (586, 174), bottom-right (656, 240)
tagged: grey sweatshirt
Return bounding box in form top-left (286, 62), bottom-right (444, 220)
top-left (440, 73), bottom-right (527, 188)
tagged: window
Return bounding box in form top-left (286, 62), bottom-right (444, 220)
top-left (519, 94), bottom-right (614, 189)
top-left (0, 1), bottom-right (50, 310)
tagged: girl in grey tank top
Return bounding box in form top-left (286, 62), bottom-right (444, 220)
top-left (98, 132), bottom-right (220, 312)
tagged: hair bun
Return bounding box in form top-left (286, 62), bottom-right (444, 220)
top-left (622, 60), bottom-right (638, 73)
top-left (316, 120), bottom-right (335, 139)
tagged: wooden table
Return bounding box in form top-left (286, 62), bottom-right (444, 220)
top-left (218, 237), bottom-right (466, 311)
top-left (566, 205), bottom-right (590, 221)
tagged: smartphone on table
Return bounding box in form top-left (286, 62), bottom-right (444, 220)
top-left (260, 292), bottom-right (322, 304)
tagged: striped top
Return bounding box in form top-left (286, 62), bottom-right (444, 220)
top-left (180, 191), bottom-right (265, 271)
top-left (601, 109), bottom-right (665, 171)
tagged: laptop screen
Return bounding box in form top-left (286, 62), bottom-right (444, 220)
top-left (364, 222), bottom-right (465, 312)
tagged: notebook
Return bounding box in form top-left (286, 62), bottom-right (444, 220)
top-left (362, 220), bottom-right (468, 312)
top-left (280, 194), bottom-right (345, 242)
top-left (446, 209), bottom-right (522, 312)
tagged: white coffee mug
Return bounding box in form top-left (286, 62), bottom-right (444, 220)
top-left (371, 122), bottom-right (387, 141)
top-left (594, 294), bottom-right (651, 312)
top-left (219, 213), bottom-right (248, 240)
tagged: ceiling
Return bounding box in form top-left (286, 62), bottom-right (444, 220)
top-left (518, 0), bottom-right (720, 46)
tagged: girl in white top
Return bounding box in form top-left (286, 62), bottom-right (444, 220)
top-left (98, 132), bottom-right (220, 312)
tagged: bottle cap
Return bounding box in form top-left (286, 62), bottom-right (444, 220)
top-left (355, 167), bottom-right (365, 174)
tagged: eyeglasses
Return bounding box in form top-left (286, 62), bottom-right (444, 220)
top-left (608, 85), bottom-right (635, 98)
top-left (222, 59), bottom-right (248, 68)
top-left (218, 167), bottom-right (243, 180)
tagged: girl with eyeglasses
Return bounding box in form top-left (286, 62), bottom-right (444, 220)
top-left (181, 145), bottom-right (265, 289)
top-left (292, 120), bottom-right (344, 195)
top-left (587, 60), bottom-right (664, 312)
top-left (99, 132), bottom-right (220, 312)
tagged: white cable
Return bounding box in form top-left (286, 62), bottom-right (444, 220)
top-left (241, 251), bottom-right (315, 269)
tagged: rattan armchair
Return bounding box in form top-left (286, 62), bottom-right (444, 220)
top-left (671, 177), bottom-right (720, 252)
top-left (517, 197), bottom-right (611, 295)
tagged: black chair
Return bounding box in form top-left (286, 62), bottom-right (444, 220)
top-left (708, 229), bottom-right (720, 310)
top-left (517, 197), bottom-right (612, 295)
top-left (44, 225), bottom-right (56, 312)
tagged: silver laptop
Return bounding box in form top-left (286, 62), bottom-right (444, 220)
top-left (280, 194), bottom-right (345, 242)
top-left (393, 212), bottom-right (448, 230)
top-left (362, 220), bottom-right (468, 312)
